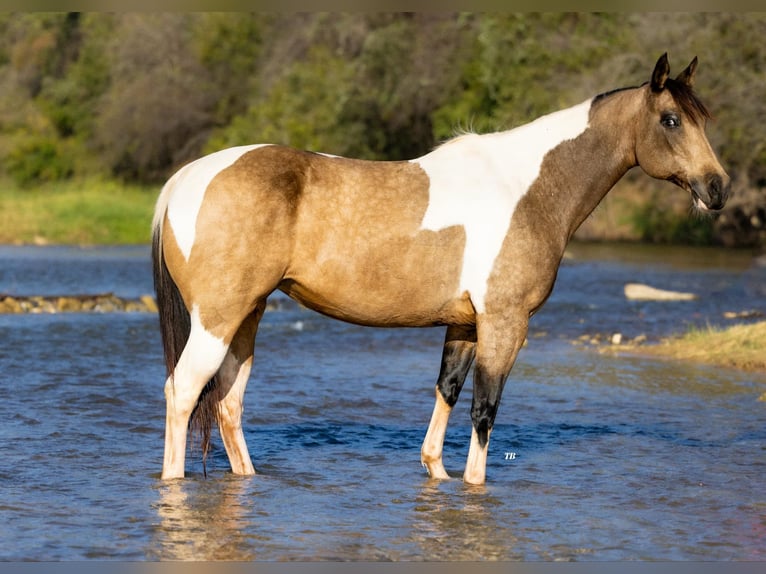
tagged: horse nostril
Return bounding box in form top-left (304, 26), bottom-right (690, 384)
top-left (708, 174), bottom-right (722, 193)
top-left (705, 173), bottom-right (729, 210)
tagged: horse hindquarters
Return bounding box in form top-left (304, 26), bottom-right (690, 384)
top-left (153, 229), bottom-right (228, 478)
top-left (155, 222), bottom-right (269, 479)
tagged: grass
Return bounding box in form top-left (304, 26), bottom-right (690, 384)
top-left (605, 321), bottom-right (766, 401)
top-left (621, 320), bottom-right (766, 373)
top-left (0, 177), bottom-right (157, 245)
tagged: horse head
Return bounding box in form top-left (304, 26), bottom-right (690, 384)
top-left (635, 53), bottom-right (730, 212)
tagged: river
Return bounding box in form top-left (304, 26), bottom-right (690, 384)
top-left (0, 243), bottom-right (763, 560)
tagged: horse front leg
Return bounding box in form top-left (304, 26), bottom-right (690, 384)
top-left (421, 325), bottom-right (476, 479)
top-left (464, 312), bottom-right (527, 485)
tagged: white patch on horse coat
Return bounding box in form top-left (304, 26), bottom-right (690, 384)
top-left (162, 145), bottom-right (270, 261)
top-left (412, 99), bottom-right (592, 312)
top-left (179, 305), bottom-right (229, 382)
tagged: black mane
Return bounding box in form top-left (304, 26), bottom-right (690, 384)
top-left (592, 85), bottom-right (638, 105)
top-left (592, 79), bottom-right (711, 125)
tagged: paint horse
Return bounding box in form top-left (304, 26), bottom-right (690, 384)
top-left (153, 54), bottom-right (729, 484)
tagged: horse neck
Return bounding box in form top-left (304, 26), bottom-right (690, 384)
top-left (506, 91), bottom-right (642, 240)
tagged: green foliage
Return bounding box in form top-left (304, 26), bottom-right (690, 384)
top-left (192, 13), bottom-right (269, 125)
top-left (0, 12), bottom-right (763, 245)
top-left (433, 13), bottom-right (628, 139)
top-left (5, 135), bottom-right (74, 186)
top-left (207, 46), bottom-right (360, 156)
top-left (37, 14), bottom-right (113, 139)
top-left (627, 197), bottom-right (716, 245)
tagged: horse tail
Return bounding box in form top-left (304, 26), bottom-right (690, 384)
top-left (152, 217), bottom-right (190, 388)
top-left (152, 186), bottom-right (220, 475)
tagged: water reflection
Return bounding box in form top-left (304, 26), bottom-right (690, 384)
top-left (411, 479), bottom-right (518, 560)
top-left (150, 476), bottom-right (259, 560)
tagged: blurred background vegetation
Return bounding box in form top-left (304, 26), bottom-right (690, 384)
top-left (0, 12), bottom-right (763, 246)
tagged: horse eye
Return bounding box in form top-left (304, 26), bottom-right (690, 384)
top-left (661, 113), bottom-right (680, 129)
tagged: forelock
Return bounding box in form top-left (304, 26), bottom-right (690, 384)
top-left (664, 78), bottom-right (712, 125)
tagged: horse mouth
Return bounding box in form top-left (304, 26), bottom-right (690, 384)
top-left (690, 189), bottom-right (711, 212)
top-left (688, 176), bottom-right (728, 212)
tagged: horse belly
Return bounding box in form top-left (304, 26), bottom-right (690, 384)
top-left (281, 227), bottom-right (473, 328)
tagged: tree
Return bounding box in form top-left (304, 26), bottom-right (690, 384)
top-left (94, 14), bottom-right (218, 180)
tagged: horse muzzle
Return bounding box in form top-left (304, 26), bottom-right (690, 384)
top-left (690, 173), bottom-right (730, 212)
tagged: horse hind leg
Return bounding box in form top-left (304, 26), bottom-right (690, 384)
top-left (421, 325), bottom-right (476, 480)
top-left (215, 301), bottom-right (266, 475)
top-left (162, 306), bottom-right (231, 480)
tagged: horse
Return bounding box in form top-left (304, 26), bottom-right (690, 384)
top-left (152, 53), bottom-right (730, 484)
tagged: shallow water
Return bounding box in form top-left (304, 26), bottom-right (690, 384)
top-left (0, 244), bottom-right (764, 560)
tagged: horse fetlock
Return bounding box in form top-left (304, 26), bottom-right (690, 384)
top-left (420, 454), bottom-right (450, 480)
top-left (463, 426), bottom-right (490, 485)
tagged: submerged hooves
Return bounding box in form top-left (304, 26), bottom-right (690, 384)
top-left (421, 459), bottom-right (451, 481)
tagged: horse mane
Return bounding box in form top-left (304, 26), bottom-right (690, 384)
top-left (592, 85), bottom-right (638, 105)
top-left (593, 79), bottom-right (711, 125)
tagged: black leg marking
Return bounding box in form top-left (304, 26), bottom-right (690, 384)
top-left (436, 326), bottom-right (476, 407)
top-left (470, 365), bottom-right (507, 448)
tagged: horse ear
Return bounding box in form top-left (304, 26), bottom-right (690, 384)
top-left (651, 52), bottom-right (670, 92)
top-left (676, 56), bottom-right (698, 87)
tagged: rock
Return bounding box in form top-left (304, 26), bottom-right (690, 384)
top-left (0, 293), bottom-right (164, 314)
top-left (723, 309), bottom-right (764, 319)
top-left (0, 293), bottom-right (160, 314)
top-left (631, 334), bottom-right (648, 345)
top-left (140, 294), bottom-right (158, 313)
top-left (56, 297), bottom-right (83, 312)
top-left (30, 297), bottom-right (55, 313)
top-left (93, 295), bottom-right (124, 312)
top-left (624, 283), bottom-right (697, 301)
top-left (0, 297), bottom-right (23, 313)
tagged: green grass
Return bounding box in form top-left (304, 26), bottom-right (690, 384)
top-left (0, 177), bottom-right (158, 245)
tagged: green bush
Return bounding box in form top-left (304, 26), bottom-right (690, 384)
top-left (206, 46), bottom-right (362, 156)
top-left (5, 135), bottom-right (74, 186)
top-left (628, 201), bottom-right (716, 245)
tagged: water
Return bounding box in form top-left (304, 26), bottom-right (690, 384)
top-left (0, 243), bottom-right (764, 561)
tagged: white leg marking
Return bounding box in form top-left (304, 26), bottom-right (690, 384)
top-left (162, 306), bottom-right (229, 479)
top-left (463, 426), bottom-right (491, 485)
top-left (165, 144), bottom-right (271, 261)
top-left (421, 390), bottom-right (453, 480)
top-left (413, 99), bottom-right (592, 312)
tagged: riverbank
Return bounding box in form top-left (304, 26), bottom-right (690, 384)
top-left (0, 177), bottom-right (156, 245)
top-left (602, 321), bottom-right (766, 394)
